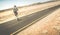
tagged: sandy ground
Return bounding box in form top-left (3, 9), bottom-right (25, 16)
top-left (0, 1), bottom-right (60, 24)
top-left (17, 7), bottom-right (60, 35)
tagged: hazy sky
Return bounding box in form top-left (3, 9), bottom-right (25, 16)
top-left (0, 0), bottom-right (51, 10)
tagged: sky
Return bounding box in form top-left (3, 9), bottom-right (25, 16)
top-left (0, 0), bottom-right (51, 10)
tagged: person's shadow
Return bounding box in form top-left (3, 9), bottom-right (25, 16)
top-left (17, 18), bottom-right (22, 21)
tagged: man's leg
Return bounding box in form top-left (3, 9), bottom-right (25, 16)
top-left (15, 12), bottom-right (19, 21)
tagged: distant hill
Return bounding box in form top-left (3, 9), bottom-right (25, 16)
top-left (0, 1), bottom-right (58, 12)
top-left (0, 2), bottom-right (42, 12)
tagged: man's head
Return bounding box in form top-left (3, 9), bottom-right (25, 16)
top-left (14, 5), bottom-right (16, 7)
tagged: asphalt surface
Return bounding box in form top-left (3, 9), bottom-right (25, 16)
top-left (0, 5), bottom-right (60, 35)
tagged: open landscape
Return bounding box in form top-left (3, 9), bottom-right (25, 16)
top-left (0, 0), bottom-right (60, 35)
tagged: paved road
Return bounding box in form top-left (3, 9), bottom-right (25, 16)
top-left (0, 5), bottom-right (60, 35)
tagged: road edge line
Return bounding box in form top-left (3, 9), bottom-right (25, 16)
top-left (10, 12), bottom-right (50, 35)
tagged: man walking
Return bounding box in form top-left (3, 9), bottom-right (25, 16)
top-left (13, 5), bottom-right (19, 21)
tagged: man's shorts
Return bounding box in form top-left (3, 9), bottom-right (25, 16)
top-left (14, 11), bottom-right (18, 17)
